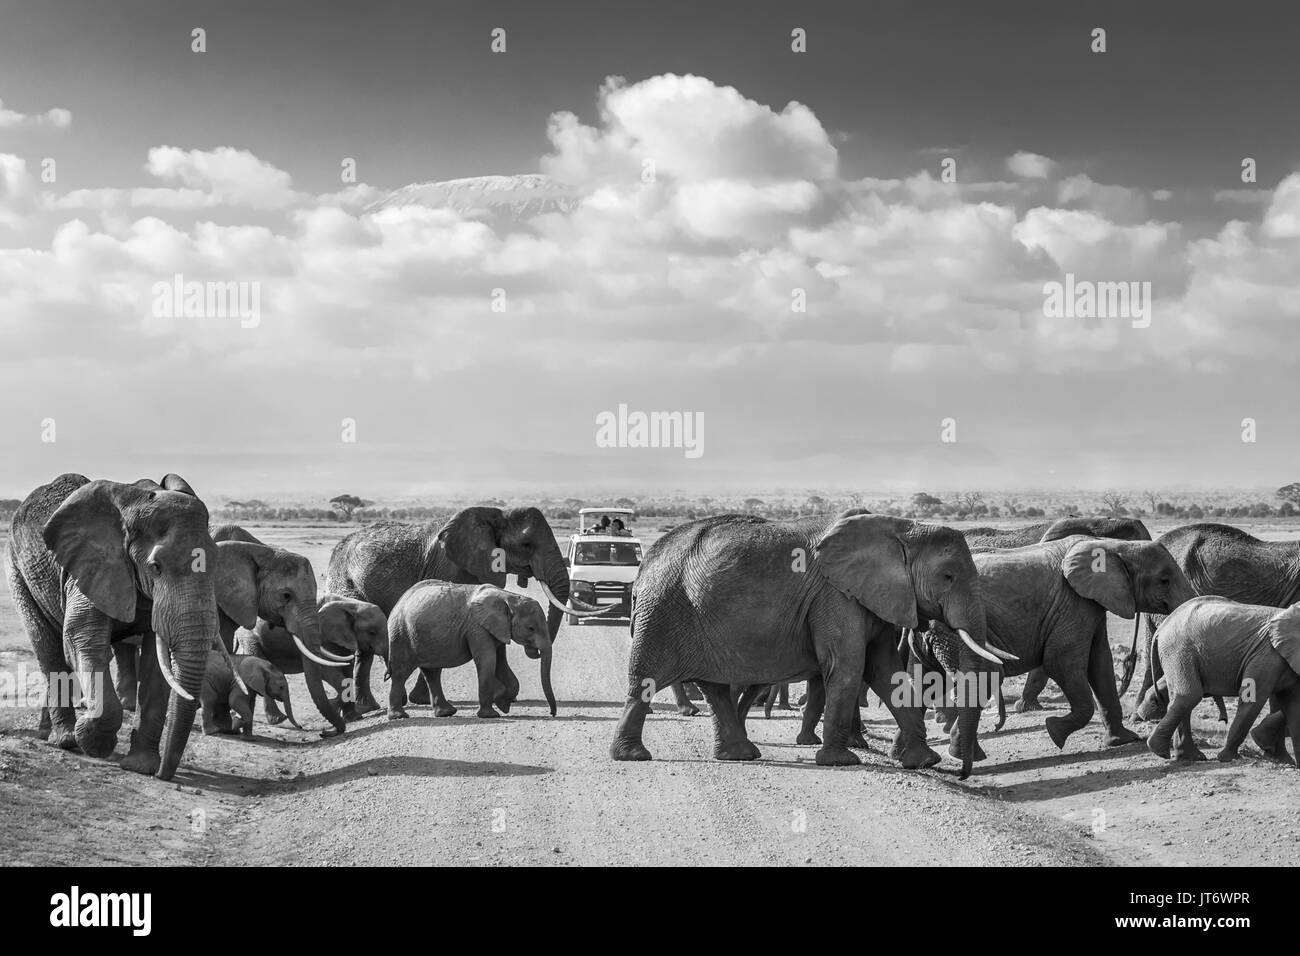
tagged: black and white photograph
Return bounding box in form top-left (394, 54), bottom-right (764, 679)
top-left (0, 0), bottom-right (1296, 907)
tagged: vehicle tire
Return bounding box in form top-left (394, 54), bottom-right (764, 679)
top-left (567, 614), bottom-right (580, 627)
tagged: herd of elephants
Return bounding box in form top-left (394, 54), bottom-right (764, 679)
top-left (6, 471), bottom-right (1300, 785)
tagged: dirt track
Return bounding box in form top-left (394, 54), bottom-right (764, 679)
top-left (3, 521), bottom-right (1300, 867)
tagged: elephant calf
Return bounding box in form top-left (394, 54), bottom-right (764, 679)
top-left (1145, 596), bottom-right (1300, 763)
top-left (386, 582), bottom-right (555, 720)
top-left (201, 652), bottom-right (300, 736)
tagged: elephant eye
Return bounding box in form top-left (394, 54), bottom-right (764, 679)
top-left (280, 590), bottom-right (293, 603)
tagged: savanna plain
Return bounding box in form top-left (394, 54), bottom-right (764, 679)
top-left (2, 517), bottom-right (1299, 867)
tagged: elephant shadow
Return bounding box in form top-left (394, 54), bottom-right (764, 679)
top-left (172, 755), bottom-right (551, 794)
top-left (988, 758), bottom-right (1216, 803)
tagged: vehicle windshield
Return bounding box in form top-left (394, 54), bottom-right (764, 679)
top-left (574, 542), bottom-right (642, 566)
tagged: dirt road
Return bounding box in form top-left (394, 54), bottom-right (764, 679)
top-left (3, 520), bottom-right (1300, 867)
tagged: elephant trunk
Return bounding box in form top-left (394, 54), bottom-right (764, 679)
top-left (280, 692), bottom-right (303, 731)
top-left (956, 701), bottom-right (979, 781)
top-left (944, 586), bottom-right (990, 780)
top-left (539, 643), bottom-right (556, 717)
top-left (157, 631), bottom-right (210, 781)
top-left (291, 600), bottom-right (346, 734)
top-left (536, 546), bottom-right (571, 646)
top-left (1118, 613), bottom-right (1142, 696)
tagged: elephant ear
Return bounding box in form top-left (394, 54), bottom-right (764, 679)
top-left (160, 473), bottom-right (199, 497)
top-left (814, 513), bottom-right (918, 629)
top-left (436, 507), bottom-right (507, 586)
top-left (42, 480), bottom-right (144, 623)
top-left (1267, 605), bottom-right (1300, 674)
top-left (469, 587), bottom-right (513, 645)
top-left (214, 541), bottom-right (273, 629)
top-left (236, 656), bottom-right (274, 696)
top-left (1062, 539), bottom-right (1136, 618)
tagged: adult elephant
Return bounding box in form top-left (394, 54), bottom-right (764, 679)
top-left (1127, 523), bottom-right (1300, 730)
top-left (325, 506), bottom-right (606, 718)
top-left (210, 525), bottom-right (354, 736)
top-left (611, 512), bottom-right (1002, 779)
top-left (236, 595), bottom-right (387, 726)
top-left (967, 517), bottom-right (1152, 713)
top-left (917, 536), bottom-right (1192, 749)
top-left (5, 473), bottom-right (220, 779)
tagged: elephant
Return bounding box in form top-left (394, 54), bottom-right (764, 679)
top-left (5, 473), bottom-right (222, 779)
top-left (386, 582), bottom-right (554, 720)
top-left (1129, 524), bottom-right (1300, 725)
top-left (1144, 596), bottom-right (1300, 763)
top-left (201, 651), bottom-right (300, 735)
top-left (210, 525), bottom-right (354, 736)
top-left (236, 595), bottom-right (388, 726)
top-left (324, 507), bottom-right (606, 718)
top-left (610, 512), bottom-right (1003, 779)
top-left (962, 517), bottom-right (1151, 714)
top-left (914, 535), bottom-right (1193, 750)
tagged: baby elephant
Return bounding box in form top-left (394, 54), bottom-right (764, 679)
top-left (201, 651), bottom-right (300, 736)
top-left (1146, 596), bottom-right (1300, 763)
top-left (387, 582), bottom-right (555, 720)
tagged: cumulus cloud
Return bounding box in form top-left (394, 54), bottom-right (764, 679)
top-left (1006, 151), bottom-right (1056, 179)
top-left (0, 98), bottom-right (71, 129)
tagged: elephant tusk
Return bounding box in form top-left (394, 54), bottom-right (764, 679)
top-left (209, 636), bottom-right (249, 696)
top-left (538, 580), bottom-right (618, 618)
top-left (983, 643), bottom-right (1018, 662)
top-left (957, 628), bottom-right (1012, 666)
top-left (155, 634), bottom-right (195, 701)
top-left (314, 644), bottom-right (355, 663)
top-left (293, 635), bottom-right (352, 668)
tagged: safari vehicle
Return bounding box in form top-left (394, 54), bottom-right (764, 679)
top-left (564, 507), bottom-right (643, 625)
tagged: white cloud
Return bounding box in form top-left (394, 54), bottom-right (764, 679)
top-left (1006, 151), bottom-right (1056, 179)
top-left (0, 98), bottom-right (71, 129)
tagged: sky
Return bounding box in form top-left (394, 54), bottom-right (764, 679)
top-left (1, 0), bottom-right (1297, 502)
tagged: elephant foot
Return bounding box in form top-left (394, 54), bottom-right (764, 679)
top-left (354, 698), bottom-right (381, 716)
top-left (814, 745), bottom-right (861, 767)
top-left (75, 725), bottom-right (119, 760)
top-left (1173, 743), bottom-right (1208, 762)
top-left (899, 741), bottom-right (943, 770)
top-left (847, 732), bottom-right (871, 750)
top-left (1251, 726), bottom-right (1293, 762)
top-left (387, 707), bottom-right (408, 721)
top-left (407, 684), bottom-right (432, 706)
top-left (319, 727), bottom-right (344, 738)
top-left (610, 738), bottom-right (652, 761)
top-left (434, 703), bottom-right (458, 718)
top-left (1146, 732), bottom-right (1172, 759)
top-left (342, 706), bottom-right (368, 723)
top-left (495, 699), bottom-right (513, 714)
top-left (265, 712), bottom-right (288, 725)
top-left (676, 704), bottom-right (700, 717)
top-left (715, 739), bottom-right (761, 761)
top-left (477, 706), bottom-right (501, 719)
top-left (1044, 715), bottom-right (1074, 750)
top-left (795, 731), bottom-right (822, 746)
top-left (1014, 698), bottom-right (1043, 713)
top-left (1216, 747), bottom-right (1240, 763)
top-left (48, 729), bottom-right (79, 751)
top-left (121, 747), bottom-right (161, 776)
top-left (1104, 726), bottom-right (1142, 747)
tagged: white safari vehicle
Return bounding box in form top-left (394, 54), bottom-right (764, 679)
top-left (564, 507), bottom-right (643, 626)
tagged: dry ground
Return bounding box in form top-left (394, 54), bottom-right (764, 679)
top-left (2, 518), bottom-right (1299, 866)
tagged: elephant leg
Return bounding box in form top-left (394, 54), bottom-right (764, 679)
top-left (425, 669), bottom-right (458, 717)
top-left (113, 641), bottom-right (139, 712)
top-left (813, 615), bottom-right (867, 766)
top-left (123, 630), bottom-right (167, 775)
top-left (494, 653), bottom-right (521, 713)
top-left (352, 651), bottom-right (380, 715)
top-left (697, 680), bottom-right (760, 761)
top-left (670, 681), bottom-right (700, 717)
top-left (1219, 668), bottom-right (1277, 761)
top-left (1147, 692), bottom-right (1198, 759)
top-left (1042, 642), bottom-right (1095, 749)
top-left (611, 693), bottom-right (654, 761)
top-left (847, 695), bottom-right (870, 750)
top-left (1015, 667), bottom-right (1049, 712)
top-left (9, 569), bottom-right (77, 749)
top-left (1171, 710), bottom-right (1206, 761)
top-left (734, 684), bottom-right (765, 735)
top-left (1087, 624), bottom-right (1140, 746)
top-left (1250, 697), bottom-right (1291, 761)
top-left (797, 674), bottom-right (824, 745)
top-left (866, 659), bottom-right (940, 770)
top-left (1280, 690), bottom-right (1300, 767)
top-left (264, 692), bottom-right (286, 724)
top-left (385, 651), bottom-right (414, 720)
top-left (468, 642), bottom-right (501, 718)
